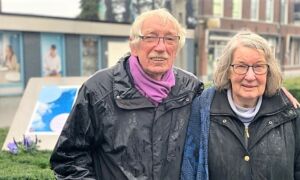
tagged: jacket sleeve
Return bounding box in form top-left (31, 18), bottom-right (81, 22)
top-left (50, 85), bottom-right (97, 179)
top-left (295, 108), bottom-right (300, 180)
top-left (181, 95), bottom-right (202, 180)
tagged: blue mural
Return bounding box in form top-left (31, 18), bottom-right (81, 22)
top-left (27, 85), bottom-right (78, 134)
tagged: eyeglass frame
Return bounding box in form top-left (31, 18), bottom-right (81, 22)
top-left (230, 64), bottom-right (269, 75)
top-left (138, 35), bottom-right (180, 46)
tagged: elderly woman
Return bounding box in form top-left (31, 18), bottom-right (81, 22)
top-left (181, 31), bottom-right (300, 180)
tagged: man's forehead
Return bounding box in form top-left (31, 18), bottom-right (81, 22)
top-left (141, 17), bottom-right (178, 34)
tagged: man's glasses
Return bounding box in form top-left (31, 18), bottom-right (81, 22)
top-left (230, 64), bottom-right (269, 75)
top-left (139, 35), bottom-right (180, 46)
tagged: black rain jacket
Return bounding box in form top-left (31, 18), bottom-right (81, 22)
top-left (50, 55), bottom-right (203, 180)
top-left (208, 89), bottom-right (300, 180)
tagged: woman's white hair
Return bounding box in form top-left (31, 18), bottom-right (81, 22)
top-left (213, 30), bottom-right (282, 96)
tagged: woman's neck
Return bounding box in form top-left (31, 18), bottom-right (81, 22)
top-left (235, 99), bottom-right (257, 108)
top-left (230, 91), bottom-right (258, 108)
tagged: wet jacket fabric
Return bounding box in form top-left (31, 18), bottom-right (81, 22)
top-left (182, 88), bottom-right (300, 180)
top-left (181, 87), bottom-right (215, 180)
top-left (50, 55), bottom-right (203, 180)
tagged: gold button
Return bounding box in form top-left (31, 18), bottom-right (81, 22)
top-left (244, 155), bottom-right (250, 161)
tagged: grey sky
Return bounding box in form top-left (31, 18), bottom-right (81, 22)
top-left (2, 0), bottom-right (81, 18)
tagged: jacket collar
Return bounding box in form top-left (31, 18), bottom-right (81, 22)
top-left (112, 54), bottom-right (199, 109)
top-left (211, 89), bottom-right (297, 120)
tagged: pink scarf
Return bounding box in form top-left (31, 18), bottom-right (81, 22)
top-left (129, 55), bottom-right (175, 104)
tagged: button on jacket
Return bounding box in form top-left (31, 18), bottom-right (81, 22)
top-left (50, 55), bottom-right (203, 180)
top-left (208, 90), bottom-right (300, 180)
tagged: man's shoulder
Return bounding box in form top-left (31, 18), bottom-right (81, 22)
top-left (85, 67), bottom-right (114, 87)
top-left (173, 67), bottom-right (204, 94)
top-left (83, 58), bottom-right (127, 91)
top-left (77, 66), bottom-right (117, 104)
top-left (173, 67), bottom-right (203, 88)
top-left (173, 67), bottom-right (198, 80)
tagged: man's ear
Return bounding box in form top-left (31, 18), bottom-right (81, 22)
top-left (129, 40), bottom-right (138, 56)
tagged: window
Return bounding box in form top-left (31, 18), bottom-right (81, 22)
top-left (280, 0), bottom-right (288, 24)
top-left (266, 0), bottom-right (274, 22)
top-left (41, 34), bottom-right (65, 77)
top-left (232, 0), bottom-right (242, 19)
top-left (213, 0), bottom-right (224, 17)
top-left (186, 0), bottom-right (197, 28)
top-left (81, 36), bottom-right (99, 76)
top-left (0, 31), bottom-right (24, 96)
top-left (294, 0), bottom-right (300, 23)
top-left (251, 0), bottom-right (259, 20)
top-left (290, 38), bottom-right (300, 66)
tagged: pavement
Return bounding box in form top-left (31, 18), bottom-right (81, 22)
top-left (0, 96), bottom-right (21, 128)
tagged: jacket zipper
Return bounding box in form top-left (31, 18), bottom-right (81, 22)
top-left (244, 126), bottom-right (250, 148)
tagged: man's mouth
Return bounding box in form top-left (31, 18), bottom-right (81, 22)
top-left (150, 57), bottom-right (167, 61)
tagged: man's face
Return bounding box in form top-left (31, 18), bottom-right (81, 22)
top-left (130, 16), bottom-right (179, 80)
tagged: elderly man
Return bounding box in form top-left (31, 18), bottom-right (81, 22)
top-left (50, 9), bottom-right (203, 179)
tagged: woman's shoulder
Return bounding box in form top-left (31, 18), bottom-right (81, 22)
top-left (192, 87), bottom-right (216, 108)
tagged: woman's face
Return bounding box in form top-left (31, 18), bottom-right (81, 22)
top-left (229, 46), bottom-right (268, 107)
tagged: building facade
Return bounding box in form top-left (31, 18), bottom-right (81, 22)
top-left (192, 0), bottom-right (300, 80)
top-left (1, 0), bottom-right (300, 96)
top-left (0, 13), bottom-right (195, 96)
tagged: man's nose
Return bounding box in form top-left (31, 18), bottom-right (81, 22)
top-left (154, 38), bottom-right (167, 51)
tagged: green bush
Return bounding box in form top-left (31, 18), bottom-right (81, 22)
top-left (0, 128), bottom-right (8, 148)
top-left (283, 77), bottom-right (300, 101)
top-left (0, 128), bottom-right (55, 179)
